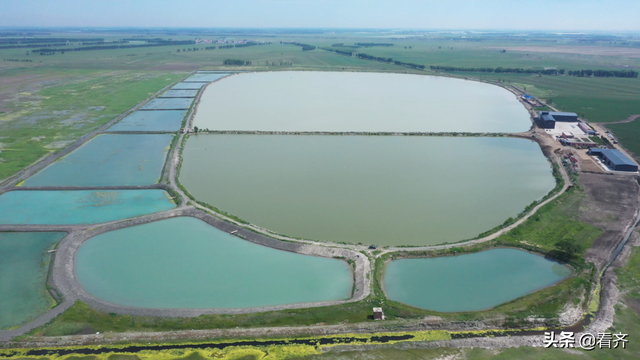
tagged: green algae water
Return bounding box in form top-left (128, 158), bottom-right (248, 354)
top-left (0, 190), bottom-right (175, 224)
top-left (193, 71), bottom-right (531, 132)
top-left (0, 232), bottom-right (66, 329)
top-left (181, 135), bottom-right (555, 246)
top-left (23, 134), bottom-right (172, 187)
top-left (108, 110), bottom-right (186, 132)
top-left (75, 217), bottom-right (352, 309)
top-left (383, 249), bottom-right (572, 312)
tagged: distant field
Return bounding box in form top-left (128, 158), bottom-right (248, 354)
top-left (607, 121), bottom-right (640, 158)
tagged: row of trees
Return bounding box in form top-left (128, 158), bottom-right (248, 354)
top-left (355, 42), bottom-right (393, 47)
top-left (30, 40), bottom-right (195, 54)
top-left (287, 42), bottom-right (316, 51)
top-left (355, 53), bottom-right (393, 63)
top-left (321, 47), bottom-right (354, 56)
top-left (567, 69), bottom-right (638, 78)
top-left (176, 47), bottom-right (211, 52)
top-left (393, 60), bottom-right (425, 70)
top-left (321, 48), bottom-right (425, 70)
top-left (430, 66), bottom-right (565, 75)
top-left (80, 40), bottom-right (127, 45)
top-left (223, 59), bottom-right (252, 66)
top-left (0, 43), bottom-right (68, 50)
top-left (3, 58), bottom-right (33, 62)
top-left (356, 53), bottom-right (425, 70)
top-left (0, 37), bottom-right (102, 45)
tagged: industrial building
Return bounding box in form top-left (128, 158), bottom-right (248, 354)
top-left (588, 148), bottom-right (639, 172)
top-left (536, 111), bottom-right (579, 129)
top-left (578, 122), bottom-right (596, 135)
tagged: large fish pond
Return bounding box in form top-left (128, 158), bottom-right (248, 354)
top-left (75, 217), bottom-right (352, 309)
top-left (181, 136), bottom-right (555, 246)
top-left (193, 71), bottom-right (531, 133)
top-left (384, 248), bottom-right (572, 312)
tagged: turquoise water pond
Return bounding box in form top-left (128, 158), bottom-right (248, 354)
top-left (172, 82), bottom-right (206, 90)
top-left (384, 249), bottom-right (572, 312)
top-left (75, 217), bottom-right (352, 309)
top-left (141, 98), bottom-right (193, 110)
top-left (0, 232), bottom-right (66, 330)
top-left (0, 190), bottom-right (175, 224)
top-left (23, 134), bottom-right (172, 187)
top-left (184, 73), bottom-right (228, 82)
top-left (160, 90), bottom-right (198, 98)
top-left (108, 111), bottom-right (186, 132)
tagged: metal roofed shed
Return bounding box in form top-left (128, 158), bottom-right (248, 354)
top-left (588, 148), bottom-right (638, 172)
top-left (537, 112), bottom-right (556, 129)
top-left (547, 112), bottom-right (578, 122)
top-left (373, 307), bottom-right (385, 320)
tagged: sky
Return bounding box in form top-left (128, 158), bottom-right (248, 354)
top-left (1, 0), bottom-right (639, 31)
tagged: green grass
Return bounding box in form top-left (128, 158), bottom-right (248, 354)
top-left (494, 187), bottom-right (602, 256)
top-left (607, 121), bottom-right (640, 160)
top-left (31, 300), bottom-right (398, 336)
top-left (615, 236), bottom-right (640, 299)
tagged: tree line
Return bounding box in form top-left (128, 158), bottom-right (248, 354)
top-left (320, 48), bottom-right (425, 70)
top-left (567, 69), bottom-right (638, 78)
top-left (356, 53), bottom-right (425, 70)
top-left (0, 37), bottom-right (102, 44)
top-left (285, 42), bottom-right (316, 51)
top-left (430, 66), bottom-right (564, 75)
top-left (0, 43), bottom-right (68, 50)
top-left (223, 59), bottom-right (252, 66)
top-left (321, 47), bottom-right (354, 56)
top-left (29, 40), bottom-right (195, 54)
top-left (354, 43), bottom-right (393, 47)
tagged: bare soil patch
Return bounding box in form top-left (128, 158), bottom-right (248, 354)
top-left (579, 173), bottom-right (640, 270)
top-left (492, 46), bottom-right (640, 58)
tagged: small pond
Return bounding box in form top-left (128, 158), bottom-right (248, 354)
top-left (23, 134), bottom-right (173, 187)
top-left (0, 190), bottom-right (175, 224)
top-left (383, 248), bottom-right (572, 312)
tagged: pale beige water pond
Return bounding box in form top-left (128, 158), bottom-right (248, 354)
top-left (181, 135), bottom-right (555, 246)
top-left (193, 71), bottom-right (531, 133)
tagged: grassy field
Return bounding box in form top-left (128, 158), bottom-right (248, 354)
top-left (606, 121), bottom-right (640, 158)
top-left (0, 69), bottom-right (184, 181)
